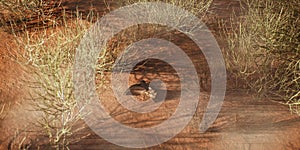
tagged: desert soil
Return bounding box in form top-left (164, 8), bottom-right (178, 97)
top-left (0, 0), bottom-right (300, 149)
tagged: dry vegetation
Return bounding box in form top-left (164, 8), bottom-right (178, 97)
top-left (11, 18), bottom-right (92, 149)
top-left (0, 0), bottom-right (64, 32)
top-left (0, 0), bottom-right (213, 149)
top-left (223, 0), bottom-right (300, 113)
top-left (1, 0), bottom-right (94, 149)
top-left (0, 0), bottom-right (299, 149)
top-left (118, 0), bottom-right (212, 15)
top-left (96, 0), bottom-right (213, 91)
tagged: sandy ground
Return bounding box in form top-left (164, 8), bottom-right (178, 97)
top-left (0, 0), bottom-right (299, 149)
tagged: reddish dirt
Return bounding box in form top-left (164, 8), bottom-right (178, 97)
top-left (0, 29), bottom-right (44, 150)
top-left (0, 0), bottom-right (300, 149)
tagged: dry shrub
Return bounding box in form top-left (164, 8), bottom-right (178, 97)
top-left (119, 0), bottom-right (212, 16)
top-left (0, 0), bottom-right (64, 32)
top-left (1, 1), bottom-right (106, 148)
top-left (95, 0), bottom-right (213, 88)
top-left (223, 0), bottom-right (300, 114)
top-left (9, 12), bottom-right (94, 148)
top-left (1, 0), bottom-right (213, 147)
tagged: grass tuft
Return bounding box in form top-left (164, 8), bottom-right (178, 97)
top-left (223, 0), bottom-right (300, 114)
top-left (8, 7), bottom-right (95, 148)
